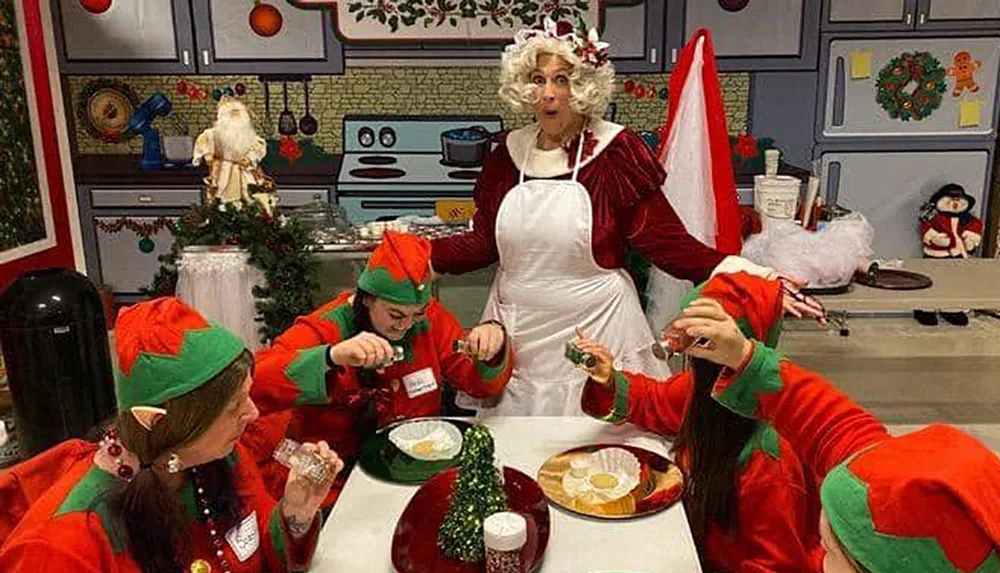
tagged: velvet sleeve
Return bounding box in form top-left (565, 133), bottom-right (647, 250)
top-left (735, 478), bottom-right (823, 573)
top-left (0, 514), bottom-right (112, 573)
top-left (431, 143), bottom-right (516, 274)
top-left (712, 343), bottom-right (890, 477)
top-left (610, 130), bottom-right (727, 283)
top-left (581, 370), bottom-right (691, 436)
top-left (429, 301), bottom-right (513, 398)
top-left (251, 298), bottom-right (353, 415)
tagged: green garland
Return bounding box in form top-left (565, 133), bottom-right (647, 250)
top-left (437, 424), bottom-right (508, 562)
top-left (875, 51), bottom-right (947, 122)
top-left (144, 194), bottom-right (318, 344)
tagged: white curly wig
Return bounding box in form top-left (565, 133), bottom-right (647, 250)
top-left (498, 27), bottom-right (616, 120)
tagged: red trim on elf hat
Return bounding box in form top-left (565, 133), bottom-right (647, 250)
top-left (115, 297), bottom-right (210, 376)
top-left (366, 231), bottom-right (432, 286)
top-left (844, 425), bottom-right (1000, 571)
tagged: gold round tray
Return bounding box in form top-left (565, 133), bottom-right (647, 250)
top-left (536, 443), bottom-right (684, 520)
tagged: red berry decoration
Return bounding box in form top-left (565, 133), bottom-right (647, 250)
top-left (175, 81), bottom-right (188, 95)
top-left (249, 2), bottom-right (283, 38)
top-left (108, 443), bottom-right (122, 456)
top-left (80, 0), bottom-right (113, 14)
top-left (235, 83), bottom-right (247, 96)
top-left (634, 85), bottom-right (646, 98)
top-left (117, 465), bottom-right (134, 480)
top-left (718, 0), bottom-right (750, 12)
top-left (624, 80), bottom-right (635, 93)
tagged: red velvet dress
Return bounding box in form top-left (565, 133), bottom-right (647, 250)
top-left (582, 371), bottom-right (825, 572)
top-left (430, 127), bottom-right (726, 281)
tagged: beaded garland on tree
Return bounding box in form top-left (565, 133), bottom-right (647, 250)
top-left (437, 424), bottom-right (508, 563)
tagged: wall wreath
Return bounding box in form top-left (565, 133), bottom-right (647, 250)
top-left (875, 51), bottom-right (947, 122)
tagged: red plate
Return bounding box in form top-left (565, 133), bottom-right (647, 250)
top-left (392, 466), bottom-right (550, 573)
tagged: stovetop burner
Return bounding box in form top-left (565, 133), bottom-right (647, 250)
top-left (447, 170), bottom-right (481, 180)
top-left (358, 155), bottom-right (398, 166)
top-left (349, 167), bottom-right (406, 179)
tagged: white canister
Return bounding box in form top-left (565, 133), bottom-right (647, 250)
top-left (484, 512), bottom-right (527, 573)
top-left (754, 175), bottom-right (801, 220)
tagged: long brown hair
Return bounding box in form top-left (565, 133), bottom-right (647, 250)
top-left (108, 350), bottom-right (253, 573)
top-left (672, 357), bottom-right (759, 551)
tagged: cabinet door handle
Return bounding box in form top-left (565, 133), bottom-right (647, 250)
top-left (826, 161), bottom-right (842, 205)
top-left (905, 12), bottom-right (912, 25)
top-left (182, 50), bottom-right (190, 66)
top-left (202, 50), bottom-right (211, 66)
top-left (649, 48), bottom-right (657, 64)
top-left (671, 48), bottom-right (678, 64)
top-left (138, 195), bottom-right (154, 204)
top-left (832, 56), bottom-right (846, 127)
top-left (918, 12), bottom-right (926, 24)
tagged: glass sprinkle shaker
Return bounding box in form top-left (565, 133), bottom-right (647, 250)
top-left (273, 438), bottom-right (333, 484)
top-left (484, 511), bottom-right (527, 573)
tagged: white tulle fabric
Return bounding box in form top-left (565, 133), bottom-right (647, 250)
top-left (176, 248), bottom-right (266, 350)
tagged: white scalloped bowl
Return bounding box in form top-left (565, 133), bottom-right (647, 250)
top-left (388, 420), bottom-right (464, 461)
top-left (561, 447), bottom-right (641, 503)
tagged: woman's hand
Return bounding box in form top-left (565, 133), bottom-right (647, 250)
top-left (778, 276), bottom-right (827, 323)
top-left (464, 322), bottom-right (506, 362)
top-left (329, 332), bottom-right (395, 369)
top-left (572, 328), bottom-right (614, 385)
top-left (281, 441), bottom-right (344, 538)
top-left (672, 298), bottom-right (753, 370)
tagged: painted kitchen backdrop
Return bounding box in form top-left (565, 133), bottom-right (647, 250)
top-left (52, 0), bottom-right (1000, 301)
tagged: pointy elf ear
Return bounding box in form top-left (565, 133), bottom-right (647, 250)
top-left (130, 406), bottom-right (168, 431)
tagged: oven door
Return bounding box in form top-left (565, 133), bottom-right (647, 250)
top-left (338, 196), bottom-right (442, 224)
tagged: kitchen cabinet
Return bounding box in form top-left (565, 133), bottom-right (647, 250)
top-left (677, 0), bottom-right (820, 71)
top-left (915, 0), bottom-right (1000, 31)
top-left (818, 36), bottom-right (1000, 141)
top-left (53, 0), bottom-right (343, 75)
top-left (52, 0), bottom-right (197, 74)
top-left (823, 0), bottom-right (1000, 31)
top-left (344, 0), bottom-right (667, 71)
top-left (817, 146), bottom-right (992, 258)
top-left (191, 0), bottom-right (343, 74)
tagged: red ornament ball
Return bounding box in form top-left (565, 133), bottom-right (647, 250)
top-left (717, 0), bottom-right (750, 12)
top-left (249, 3), bottom-right (283, 38)
top-left (80, 0), bottom-right (113, 14)
top-left (624, 80), bottom-right (635, 93)
top-left (634, 85), bottom-right (647, 98)
top-left (175, 81), bottom-right (188, 95)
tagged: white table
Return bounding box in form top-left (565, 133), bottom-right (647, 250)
top-left (312, 417), bottom-right (703, 573)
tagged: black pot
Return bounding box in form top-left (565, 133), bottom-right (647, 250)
top-left (440, 125), bottom-right (503, 168)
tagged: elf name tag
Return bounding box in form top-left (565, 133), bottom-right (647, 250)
top-left (226, 511), bottom-right (260, 563)
top-left (402, 368), bottom-right (438, 399)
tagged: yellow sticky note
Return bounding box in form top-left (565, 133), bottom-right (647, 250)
top-left (959, 100), bottom-right (981, 127)
top-left (851, 50), bottom-right (873, 80)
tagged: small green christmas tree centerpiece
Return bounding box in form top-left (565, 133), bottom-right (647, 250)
top-left (437, 424), bottom-right (508, 562)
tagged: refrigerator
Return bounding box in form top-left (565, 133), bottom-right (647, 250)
top-left (814, 34), bottom-right (999, 258)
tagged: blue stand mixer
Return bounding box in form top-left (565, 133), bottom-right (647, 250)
top-left (126, 92), bottom-right (173, 170)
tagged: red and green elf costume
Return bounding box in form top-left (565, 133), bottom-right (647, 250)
top-left (0, 297), bottom-right (320, 573)
top-left (247, 231), bottom-right (513, 502)
top-left (582, 272), bottom-right (824, 572)
top-left (711, 314), bottom-right (1000, 572)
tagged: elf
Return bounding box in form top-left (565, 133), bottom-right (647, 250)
top-left (577, 272), bottom-right (825, 572)
top-left (246, 231), bottom-right (513, 503)
top-left (0, 298), bottom-right (340, 573)
top-left (680, 286), bottom-right (1000, 573)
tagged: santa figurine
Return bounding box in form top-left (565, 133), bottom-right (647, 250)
top-left (193, 97), bottom-right (274, 212)
top-left (914, 183), bottom-right (983, 326)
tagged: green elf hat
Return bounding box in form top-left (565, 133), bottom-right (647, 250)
top-left (114, 297), bottom-right (244, 430)
top-left (357, 231), bottom-right (433, 306)
top-left (679, 271), bottom-right (784, 348)
top-left (820, 424), bottom-right (1000, 573)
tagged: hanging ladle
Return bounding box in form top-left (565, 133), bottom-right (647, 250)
top-left (299, 79), bottom-right (318, 136)
top-left (278, 81), bottom-right (297, 136)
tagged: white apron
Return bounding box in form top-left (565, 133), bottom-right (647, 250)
top-left (463, 130), bottom-right (669, 416)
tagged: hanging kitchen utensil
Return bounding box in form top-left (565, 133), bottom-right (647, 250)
top-left (299, 79), bottom-right (319, 136)
top-left (262, 80), bottom-right (274, 136)
top-left (278, 81), bottom-right (297, 136)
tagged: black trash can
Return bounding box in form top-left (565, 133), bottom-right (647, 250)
top-left (0, 268), bottom-right (116, 457)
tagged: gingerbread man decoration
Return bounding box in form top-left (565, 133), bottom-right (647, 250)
top-left (947, 51), bottom-right (981, 97)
